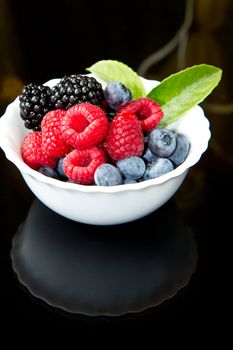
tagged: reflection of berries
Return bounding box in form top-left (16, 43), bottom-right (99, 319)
top-left (106, 112), bottom-right (144, 161)
top-left (61, 103), bottom-right (108, 149)
top-left (118, 97), bottom-right (163, 132)
top-left (21, 131), bottom-right (57, 170)
top-left (41, 109), bottom-right (72, 158)
top-left (50, 75), bottom-right (104, 110)
top-left (19, 83), bottom-right (53, 131)
top-left (63, 147), bottom-right (106, 184)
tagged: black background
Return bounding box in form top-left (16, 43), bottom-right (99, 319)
top-left (0, 0), bottom-right (232, 340)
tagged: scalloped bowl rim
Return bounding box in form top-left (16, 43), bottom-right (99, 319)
top-left (0, 76), bottom-right (211, 194)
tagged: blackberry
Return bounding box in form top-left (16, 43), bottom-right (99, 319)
top-left (19, 83), bottom-right (53, 131)
top-left (50, 74), bottom-right (104, 110)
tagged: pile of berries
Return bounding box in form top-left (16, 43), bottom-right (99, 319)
top-left (21, 79), bottom-right (190, 186)
top-left (19, 75), bottom-right (104, 131)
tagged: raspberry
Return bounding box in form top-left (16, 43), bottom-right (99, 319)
top-left (41, 109), bottom-right (72, 158)
top-left (63, 147), bottom-right (106, 185)
top-left (61, 103), bottom-right (108, 149)
top-left (21, 132), bottom-right (57, 170)
top-left (118, 97), bottom-right (163, 132)
top-left (106, 112), bottom-right (144, 161)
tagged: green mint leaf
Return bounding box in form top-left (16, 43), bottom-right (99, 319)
top-left (147, 64), bottom-right (222, 126)
top-left (86, 60), bottom-right (146, 99)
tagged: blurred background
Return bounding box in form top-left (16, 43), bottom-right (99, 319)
top-left (0, 0), bottom-right (232, 338)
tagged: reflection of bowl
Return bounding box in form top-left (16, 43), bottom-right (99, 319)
top-left (11, 199), bottom-right (198, 316)
top-left (0, 77), bottom-right (211, 225)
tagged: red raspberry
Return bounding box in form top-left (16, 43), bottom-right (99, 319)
top-left (21, 131), bottom-right (57, 170)
top-left (41, 109), bottom-right (72, 157)
top-left (118, 97), bottom-right (163, 132)
top-left (106, 112), bottom-right (144, 161)
top-left (60, 103), bottom-right (108, 149)
top-left (63, 146), bottom-right (106, 185)
top-left (99, 140), bottom-right (108, 154)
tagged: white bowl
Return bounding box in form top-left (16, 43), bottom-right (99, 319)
top-left (0, 77), bottom-right (211, 225)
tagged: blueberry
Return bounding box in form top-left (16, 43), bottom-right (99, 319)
top-left (143, 158), bottom-right (174, 180)
top-left (123, 179), bottom-right (137, 184)
top-left (143, 147), bottom-right (158, 163)
top-left (148, 128), bottom-right (176, 157)
top-left (56, 157), bottom-right (68, 180)
top-left (169, 133), bottom-right (190, 166)
top-left (104, 81), bottom-right (132, 111)
top-left (94, 163), bottom-right (123, 186)
top-left (116, 156), bottom-right (146, 180)
top-left (38, 166), bottom-right (60, 179)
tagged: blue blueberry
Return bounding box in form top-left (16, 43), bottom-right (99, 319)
top-left (143, 158), bottom-right (174, 180)
top-left (104, 81), bottom-right (132, 111)
top-left (123, 179), bottom-right (137, 184)
top-left (148, 128), bottom-right (176, 157)
top-left (143, 147), bottom-right (158, 163)
top-left (38, 166), bottom-right (60, 179)
top-left (169, 133), bottom-right (190, 166)
top-left (116, 156), bottom-right (146, 180)
top-left (94, 163), bottom-right (123, 186)
top-left (56, 157), bottom-right (68, 180)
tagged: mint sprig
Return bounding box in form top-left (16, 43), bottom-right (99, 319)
top-left (86, 60), bottom-right (146, 99)
top-left (147, 64), bottom-right (222, 126)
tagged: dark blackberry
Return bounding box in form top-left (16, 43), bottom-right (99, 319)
top-left (19, 83), bottom-right (53, 131)
top-left (50, 74), bottom-right (104, 110)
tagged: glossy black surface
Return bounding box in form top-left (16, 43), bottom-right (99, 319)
top-left (0, 0), bottom-right (232, 337)
top-left (11, 199), bottom-right (197, 316)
